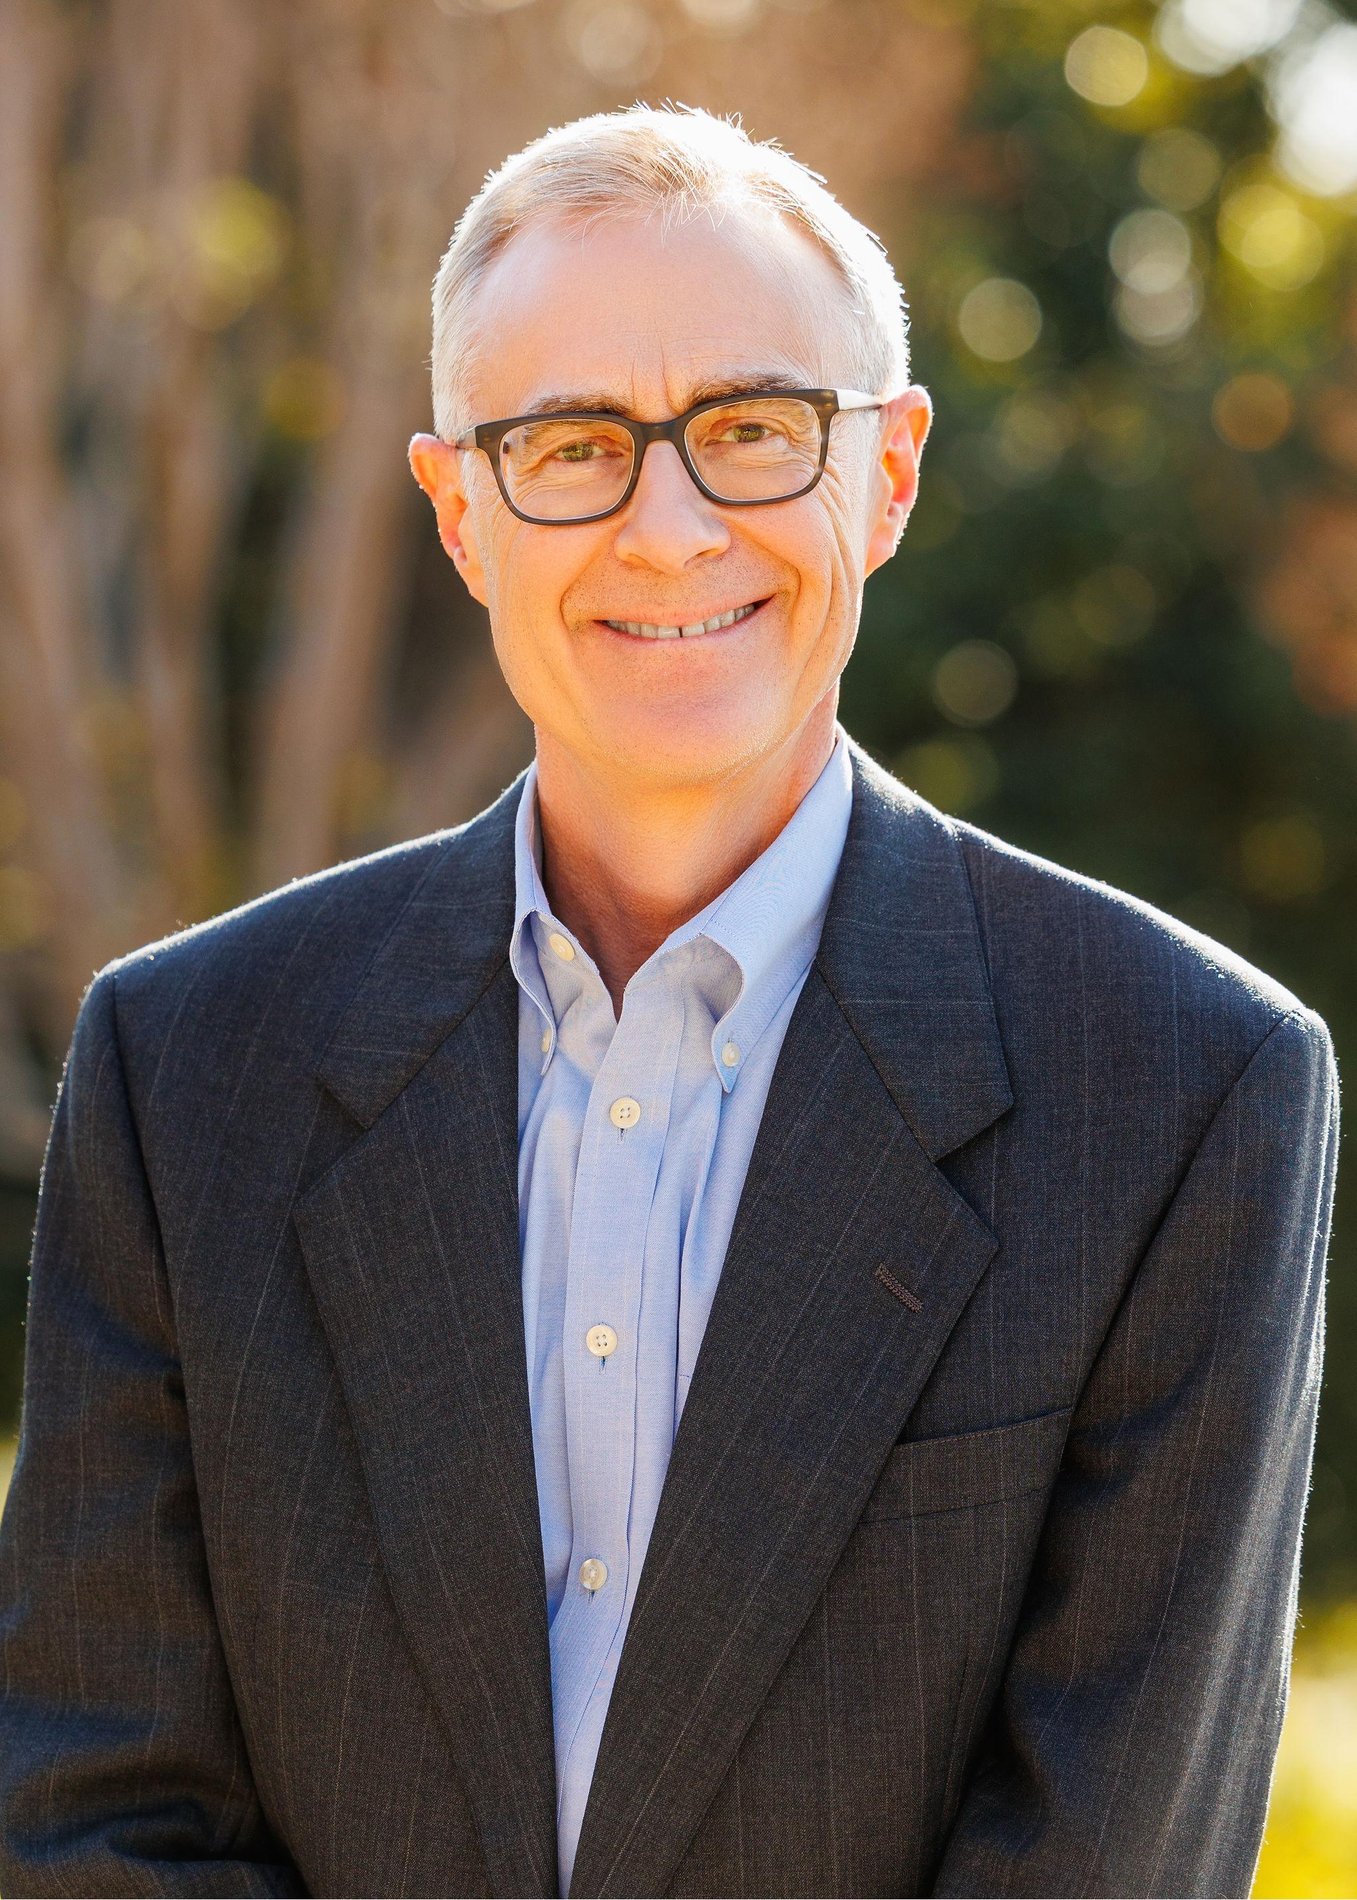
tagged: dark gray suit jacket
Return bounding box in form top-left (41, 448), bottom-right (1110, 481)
top-left (0, 735), bottom-right (1340, 1899)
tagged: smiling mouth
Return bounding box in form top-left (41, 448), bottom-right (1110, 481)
top-left (601, 599), bottom-right (766, 641)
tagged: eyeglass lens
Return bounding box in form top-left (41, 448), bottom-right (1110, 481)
top-left (496, 395), bottom-right (824, 520)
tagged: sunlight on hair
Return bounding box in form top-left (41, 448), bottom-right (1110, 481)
top-left (428, 104), bottom-right (910, 439)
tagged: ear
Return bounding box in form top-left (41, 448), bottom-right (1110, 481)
top-left (863, 385), bottom-right (933, 578)
top-left (408, 432), bottom-right (489, 607)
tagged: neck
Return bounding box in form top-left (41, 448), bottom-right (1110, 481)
top-left (532, 696), bottom-right (840, 1019)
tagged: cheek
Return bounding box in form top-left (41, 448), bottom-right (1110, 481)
top-left (775, 484), bottom-right (868, 623)
top-left (480, 515), bottom-right (552, 621)
top-left (817, 458), bottom-right (871, 551)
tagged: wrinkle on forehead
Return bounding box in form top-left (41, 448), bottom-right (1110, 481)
top-left (462, 203), bottom-right (860, 425)
top-left (516, 363), bottom-right (820, 424)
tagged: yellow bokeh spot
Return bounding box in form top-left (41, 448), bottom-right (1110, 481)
top-left (1218, 182), bottom-right (1326, 291)
top-left (178, 177), bottom-right (290, 328)
top-left (1138, 126), bottom-right (1223, 211)
top-left (1017, 594), bottom-right (1100, 680)
top-left (931, 639), bottom-right (1019, 726)
top-left (894, 734), bottom-right (1000, 813)
top-left (0, 865), bottom-right (48, 951)
top-left (265, 358), bottom-right (347, 442)
top-left (1070, 565), bottom-right (1159, 647)
top-left (990, 390), bottom-right (1079, 483)
top-left (1237, 812), bottom-right (1327, 901)
top-left (1064, 25), bottom-right (1149, 108)
top-left (957, 277), bottom-right (1043, 363)
top-left (335, 749), bottom-right (392, 842)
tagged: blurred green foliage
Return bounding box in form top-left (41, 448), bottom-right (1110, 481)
top-left (844, 0), bottom-right (1357, 1606)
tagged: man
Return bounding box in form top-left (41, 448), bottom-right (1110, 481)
top-left (0, 104), bottom-right (1340, 1900)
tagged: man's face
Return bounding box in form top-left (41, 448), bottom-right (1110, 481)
top-left (411, 205), bottom-right (930, 792)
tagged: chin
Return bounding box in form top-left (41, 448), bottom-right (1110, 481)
top-left (595, 709), bottom-right (769, 782)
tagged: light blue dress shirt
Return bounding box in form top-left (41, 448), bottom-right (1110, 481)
top-left (509, 721), bottom-right (854, 1897)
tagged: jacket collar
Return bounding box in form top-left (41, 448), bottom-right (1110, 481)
top-left (317, 730), bottom-right (1012, 1161)
top-left (509, 722), bottom-right (855, 1093)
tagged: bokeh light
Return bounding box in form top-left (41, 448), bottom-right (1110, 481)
top-left (1136, 126), bottom-right (1223, 211)
top-left (931, 639), bottom-right (1020, 726)
top-left (1070, 564), bottom-right (1159, 647)
top-left (1154, 0), bottom-right (1303, 77)
top-left (892, 734), bottom-right (1000, 813)
top-left (1237, 812), bottom-right (1329, 901)
top-left (1064, 25), bottom-right (1149, 108)
top-left (1269, 22), bottom-right (1357, 197)
top-left (1109, 208), bottom-right (1194, 295)
top-left (265, 359), bottom-right (349, 442)
top-left (563, 0), bottom-right (664, 82)
top-left (679, 0), bottom-right (762, 28)
top-left (957, 277), bottom-right (1043, 362)
top-left (1212, 371), bottom-right (1294, 451)
top-left (988, 389), bottom-right (1079, 484)
top-left (1113, 272), bottom-right (1201, 347)
top-left (1218, 179), bottom-right (1326, 290)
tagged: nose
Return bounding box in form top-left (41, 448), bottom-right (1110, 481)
top-left (611, 438), bottom-right (730, 573)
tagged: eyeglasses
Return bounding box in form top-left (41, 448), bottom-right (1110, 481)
top-left (451, 386), bottom-right (883, 525)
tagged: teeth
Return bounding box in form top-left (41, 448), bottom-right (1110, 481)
top-left (605, 602), bottom-right (760, 639)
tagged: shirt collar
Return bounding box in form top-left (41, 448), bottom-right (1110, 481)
top-left (509, 722), bottom-right (854, 1092)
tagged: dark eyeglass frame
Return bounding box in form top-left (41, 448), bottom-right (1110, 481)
top-left (451, 386), bottom-right (883, 525)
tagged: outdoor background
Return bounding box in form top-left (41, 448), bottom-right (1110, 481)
top-left (1, 0), bottom-right (1355, 1888)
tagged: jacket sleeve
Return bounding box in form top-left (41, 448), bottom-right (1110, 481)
top-left (930, 1005), bottom-right (1341, 1900)
top-left (0, 970), bottom-right (304, 1897)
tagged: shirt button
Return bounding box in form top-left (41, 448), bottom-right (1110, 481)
top-left (721, 1041), bottom-right (740, 1068)
top-left (609, 1096), bottom-right (641, 1129)
top-left (586, 1324), bottom-right (618, 1358)
top-left (579, 1557), bottom-right (608, 1592)
top-left (547, 931), bottom-right (575, 961)
top-left (540, 1029), bottom-right (551, 1053)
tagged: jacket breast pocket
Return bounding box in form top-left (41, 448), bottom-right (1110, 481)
top-left (859, 1403), bottom-right (1075, 1523)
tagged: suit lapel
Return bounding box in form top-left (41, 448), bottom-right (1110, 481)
top-left (567, 739), bottom-right (1014, 1897)
top-left (290, 735), bottom-right (1014, 1900)
top-left (293, 779), bottom-right (560, 1899)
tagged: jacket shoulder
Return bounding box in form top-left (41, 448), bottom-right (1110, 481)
top-left (947, 809), bottom-right (1330, 1049)
top-left (105, 831), bottom-right (452, 1001)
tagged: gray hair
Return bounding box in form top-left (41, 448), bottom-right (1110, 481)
top-left (429, 103), bottom-right (910, 440)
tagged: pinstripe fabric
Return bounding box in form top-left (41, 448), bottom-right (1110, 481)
top-left (510, 729), bottom-right (853, 1895)
top-left (0, 731), bottom-right (1339, 1900)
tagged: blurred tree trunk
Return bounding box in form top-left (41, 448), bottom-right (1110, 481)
top-left (0, 0), bottom-right (128, 1051)
top-left (0, 0), bottom-right (975, 1167)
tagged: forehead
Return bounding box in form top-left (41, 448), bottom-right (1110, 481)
top-left (464, 204), bottom-right (856, 421)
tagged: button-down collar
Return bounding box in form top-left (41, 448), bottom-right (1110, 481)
top-left (509, 723), bottom-right (854, 1092)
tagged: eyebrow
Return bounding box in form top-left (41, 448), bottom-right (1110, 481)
top-left (517, 371), bottom-right (812, 418)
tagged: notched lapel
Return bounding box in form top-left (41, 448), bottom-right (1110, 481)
top-left (293, 781), bottom-right (559, 1900)
top-left (568, 973), bottom-right (1001, 1897)
top-left (569, 741), bottom-right (1015, 1898)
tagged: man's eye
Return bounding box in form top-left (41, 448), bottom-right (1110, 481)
top-left (547, 434), bottom-right (630, 464)
top-left (705, 416), bottom-right (787, 448)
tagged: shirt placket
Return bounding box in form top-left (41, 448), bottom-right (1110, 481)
top-left (549, 970), bottom-right (686, 1793)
